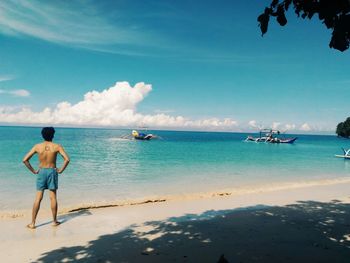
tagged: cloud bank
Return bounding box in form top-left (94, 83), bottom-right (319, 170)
top-left (246, 119), bottom-right (329, 133)
top-left (300, 123), bottom-right (312, 131)
top-left (0, 82), bottom-right (238, 130)
top-left (0, 82), bottom-right (331, 133)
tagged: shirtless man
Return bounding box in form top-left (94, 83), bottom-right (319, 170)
top-left (23, 127), bottom-right (70, 229)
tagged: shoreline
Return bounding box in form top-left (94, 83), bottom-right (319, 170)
top-left (2, 176), bottom-right (350, 220)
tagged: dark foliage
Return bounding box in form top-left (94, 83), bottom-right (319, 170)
top-left (258, 0), bottom-right (350, 51)
top-left (336, 117), bottom-right (350, 137)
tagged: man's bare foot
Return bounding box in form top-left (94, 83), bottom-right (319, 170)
top-left (52, 221), bottom-right (61, 227)
top-left (26, 223), bottom-right (36, 229)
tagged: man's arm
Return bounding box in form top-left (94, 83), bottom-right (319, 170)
top-left (57, 145), bottom-right (70, 174)
top-left (23, 145), bottom-right (38, 174)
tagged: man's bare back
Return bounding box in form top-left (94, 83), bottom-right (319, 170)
top-left (23, 142), bottom-right (69, 172)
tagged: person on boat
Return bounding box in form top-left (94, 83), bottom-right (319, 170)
top-left (23, 127), bottom-right (70, 229)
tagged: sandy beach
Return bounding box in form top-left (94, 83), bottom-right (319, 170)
top-left (1, 181), bottom-right (350, 263)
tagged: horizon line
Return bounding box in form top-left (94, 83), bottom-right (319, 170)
top-left (0, 124), bottom-right (336, 136)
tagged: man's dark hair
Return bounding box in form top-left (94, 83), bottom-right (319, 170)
top-left (41, 127), bottom-right (55, 141)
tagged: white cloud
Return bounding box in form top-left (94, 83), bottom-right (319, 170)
top-left (271, 122), bottom-right (281, 130)
top-left (0, 82), bottom-right (238, 130)
top-left (0, 89), bottom-right (30, 97)
top-left (246, 121), bottom-right (323, 133)
top-left (9, 89), bottom-right (30, 97)
top-left (284, 123), bottom-right (296, 131)
top-left (0, 75), bottom-right (14, 82)
top-left (248, 120), bottom-right (257, 128)
top-left (300, 123), bottom-right (312, 131)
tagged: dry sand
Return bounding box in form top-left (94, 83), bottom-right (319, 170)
top-left (1, 181), bottom-right (350, 262)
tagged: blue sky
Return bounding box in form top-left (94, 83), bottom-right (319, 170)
top-left (0, 0), bottom-right (349, 133)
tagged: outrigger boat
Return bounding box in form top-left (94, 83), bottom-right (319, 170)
top-left (335, 148), bottom-right (350, 159)
top-left (132, 130), bottom-right (154, 140)
top-left (246, 129), bottom-right (297, 144)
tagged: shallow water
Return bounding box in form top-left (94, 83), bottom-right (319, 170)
top-left (0, 126), bottom-right (349, 213)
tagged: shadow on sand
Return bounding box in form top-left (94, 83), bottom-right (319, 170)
top-left (35, 200), bottom-right (350, 262)
top-left (58, 209), bottom-right (93, 224)
top-left (34, 209), bottom-right (92, 229)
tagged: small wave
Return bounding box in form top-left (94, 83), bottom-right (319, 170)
top-left (107, 137), bottom-right (132, 141)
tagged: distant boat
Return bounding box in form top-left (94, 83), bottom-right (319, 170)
top-left (335, 148), bottom-right (350, 159)
top-left (246, 129), bottom-right (297, 144)
top-left (132, 130), bottom-right (154, 140)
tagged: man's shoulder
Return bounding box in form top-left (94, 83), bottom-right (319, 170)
top-left (32, 143), bottom-right (43, 152)
top-left (52, 143), bottom-right (63, 149)
top-left (34, 143), bottom-right (42, 148)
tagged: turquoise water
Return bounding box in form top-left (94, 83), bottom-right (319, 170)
top-left (0, 126), bottom-right (349, 212)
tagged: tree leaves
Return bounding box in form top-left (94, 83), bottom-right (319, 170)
top-left (258, 8), bottom-right (271, 35)
top-left (330, 14), bottom-right (350, 51)
top-left (258, 0), bottom-right (350, 52)
top-left (277, 5), bottom-right (287, 26)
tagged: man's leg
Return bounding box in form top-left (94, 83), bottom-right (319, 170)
top-left (27, 191), bottom-right (44, 229)
top-left (49, 190), bottom-right (60, 226)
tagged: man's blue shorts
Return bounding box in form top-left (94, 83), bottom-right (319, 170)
top-left (36, 168), bottom-right (58, 191)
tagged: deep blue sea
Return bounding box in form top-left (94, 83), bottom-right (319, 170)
top-left (1, 126), bottom-right (349, 214)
